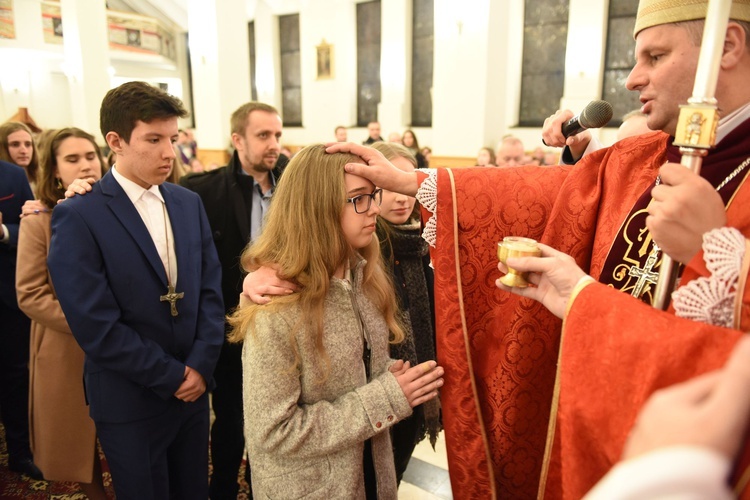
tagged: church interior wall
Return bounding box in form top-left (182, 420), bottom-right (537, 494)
top-left (1, 0), bottom-right (626, 158)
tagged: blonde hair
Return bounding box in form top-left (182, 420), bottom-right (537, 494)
top-left (227, 144), bottom-right (405, 377)
top-left (168, 145), bottom-right (188, 183)
top-left (369, 142), bottom-right (420, 264)
top-left (370, 141), bottom-right (417, 167)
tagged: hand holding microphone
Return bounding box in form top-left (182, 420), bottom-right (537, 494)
top-left (542, 100), bottom-right (613, 161)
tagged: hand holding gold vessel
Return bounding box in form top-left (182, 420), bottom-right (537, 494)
top-left (497, 240), bottom-right (590, 319)
top-left (497, 237), bottom-right (543, 288)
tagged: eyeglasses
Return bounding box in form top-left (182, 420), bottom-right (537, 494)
top-left (346, 188), bottom-right (383, 214)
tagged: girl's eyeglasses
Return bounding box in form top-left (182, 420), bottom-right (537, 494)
top-left (346, 188), bottom-right (383, 214)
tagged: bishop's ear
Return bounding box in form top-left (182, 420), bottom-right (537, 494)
top-left (721, 22), bottom-right (747, 70)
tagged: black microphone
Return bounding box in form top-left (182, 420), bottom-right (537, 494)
top-left (561, 100), bottom-right (613, 138)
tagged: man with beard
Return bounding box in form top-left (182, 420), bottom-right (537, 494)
top-left (181, 102), bottom-right (283, 499)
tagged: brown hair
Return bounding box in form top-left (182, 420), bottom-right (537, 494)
top-left (100, 81), bottom-right (188, 143)
top-left (230, 102), bottom-right (280, 136)
top-left (402, 129), bottom-right (420, 150)
top-left (37, 128), bottom-right (105, 209)
top-left (0, 121), bottom-right (39, 184)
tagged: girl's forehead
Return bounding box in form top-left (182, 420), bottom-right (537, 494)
top-left (344, 172), bottom-right (375, 192)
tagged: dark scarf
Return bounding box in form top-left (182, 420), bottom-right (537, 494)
top-left (379, 218), bottom-right (442, 447)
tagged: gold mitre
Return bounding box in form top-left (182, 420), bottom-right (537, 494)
top-left (635, 0), bottom-right (750, 37)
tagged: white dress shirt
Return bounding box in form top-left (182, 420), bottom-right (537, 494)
top-left (111, 166), bottom-right (178, 286)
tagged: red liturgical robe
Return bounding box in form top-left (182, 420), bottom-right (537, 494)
top-left (423, 129), bottom-right (750, 499)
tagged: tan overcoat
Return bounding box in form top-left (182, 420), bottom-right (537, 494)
top-left (16, 212), bottom-right (96, 483)
top-left (242, 261), bottom-right (413, 499)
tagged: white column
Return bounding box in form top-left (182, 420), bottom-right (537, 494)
top-left (188, 0), bottom-right (251, 150)
top-left (378, 0), bottom-right (411, 133)
top-left (560, 0), bottom-right (608, 112)
top-left (432, 0), bottom-right (505, 156)
top-left (60, 0), bottom-right (110, 140)
top-left (560, 0), bottom-right (609, 142)
top-left (288, 0), bottom-right (357, 145)
top-left (253, 0), bottom-right (280, 110)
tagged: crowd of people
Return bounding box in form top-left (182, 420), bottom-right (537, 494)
top-left (1, 0), bottom-right (750, 499)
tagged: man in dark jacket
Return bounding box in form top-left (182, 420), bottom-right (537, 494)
top-left (0, 160), bottom-right (42, 480)
top-left (180, 102), bottom-right (284, 499)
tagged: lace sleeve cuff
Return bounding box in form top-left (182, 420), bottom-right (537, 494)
top-left (416, 168), bottom-right (438, 247)
top-left (672, 227), bottom-right (746, 328)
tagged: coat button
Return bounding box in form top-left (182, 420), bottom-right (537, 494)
top-left (375, 422), bottom-right (382, 428)
top-left (387, 415), bottom-right (394, 422)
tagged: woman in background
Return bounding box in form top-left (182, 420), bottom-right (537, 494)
top-left (228, 144), bottom-right (443, 498)
top-left (402, 129), bottom-right (426, 168)
top-left (16, 127), bottom-right (108, 500)
top-left (371, 141), bottom-right (440, 484)
top-left (477, 147), bottom-right (496, 166)
top-left (0, 122), bottom-right (39, 190)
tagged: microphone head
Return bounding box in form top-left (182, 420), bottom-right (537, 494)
top-left (580, 100), bottom-right (613, 129)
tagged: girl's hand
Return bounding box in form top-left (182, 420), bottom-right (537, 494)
top-left (20, 200), bottom-right (48, 218)
top-left (396, 360), bottom-right (444, 408)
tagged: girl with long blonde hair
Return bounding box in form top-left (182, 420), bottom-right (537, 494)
top-left (228, 144), bottom-right (443, 499)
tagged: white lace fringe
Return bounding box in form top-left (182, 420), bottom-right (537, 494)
top-left (672, 227), bottom-right (746, 327)
top-left (416, 169), bottom-right (438, 247)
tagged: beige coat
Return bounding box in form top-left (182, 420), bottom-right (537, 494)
top-left (16, 212), bottom-right (97, 483)
top-left (242, 261), bottom-right (412, 499)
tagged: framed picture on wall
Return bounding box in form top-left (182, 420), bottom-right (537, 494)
top-left (316, 40), bottom-right (333, 80)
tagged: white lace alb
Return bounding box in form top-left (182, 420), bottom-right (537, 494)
top-left (672, 227), bottom-right (746, 327)
top-left (415, 169), bottom-right (438, 247)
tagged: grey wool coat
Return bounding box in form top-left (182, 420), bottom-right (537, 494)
top-left (242, 261), bottom-right (413, 499)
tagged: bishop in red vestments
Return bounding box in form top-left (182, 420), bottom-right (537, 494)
top-left (329, 0), bottom-right (750, 498)
top-left (327, 1), bottom-right (750, 497)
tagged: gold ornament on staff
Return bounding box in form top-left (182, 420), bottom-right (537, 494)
top-left (653, 0), bottom-right (732, 310)
top-left (497, 237), bottom-right (542, 288)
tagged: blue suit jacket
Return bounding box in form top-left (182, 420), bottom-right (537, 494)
top-left (0, 161), bottom-right (34, 309)
top-left (48, 171), bottom-right (224, 423)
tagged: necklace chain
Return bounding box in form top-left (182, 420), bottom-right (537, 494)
top-left (654, 156), bottom-right (750, 191)
top-left (648, 157), bottom-right (750, 271)
top-left (161, 202), bottom-right (173, 286)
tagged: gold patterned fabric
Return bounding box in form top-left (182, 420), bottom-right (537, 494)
top-left (635, 0), bottom-right (750, 37)
top-left (598, 120), bottom-right (750, 304)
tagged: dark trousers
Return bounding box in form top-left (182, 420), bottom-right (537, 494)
top-left (391, 405), bottom-right (424, 484)
top-left (209, 342), bottom-right (251, 499)
top-left (96, 394), bottom-right (210, 500)
top-left (0, 301), bottom-right (32, 462)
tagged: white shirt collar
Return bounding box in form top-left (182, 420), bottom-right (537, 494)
top-left (716, 102), bottom-right (750, 143)
top-left (111, 165), bottom-right (164, 204)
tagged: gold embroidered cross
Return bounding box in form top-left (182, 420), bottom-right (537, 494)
top-left (629, 246), bottom-right (660, 299)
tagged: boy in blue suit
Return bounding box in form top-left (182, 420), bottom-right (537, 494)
top-left (48, 82), bottom-right (224, 499)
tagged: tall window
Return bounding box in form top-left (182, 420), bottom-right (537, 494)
top-left (518, 0), bottom-right (569, 126)
top-left (411, 0), bottom-right (433, 127)
top-left (601, 0), bottom-right (640, 126)
top-left (185, 33), bottom-right (196, 127)
top-left (248, 21), bottom-right (258, 102)
top-left (279, 14), bottom-right (302, 126)
top-left (357, 1), bottom-right (382, 126)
